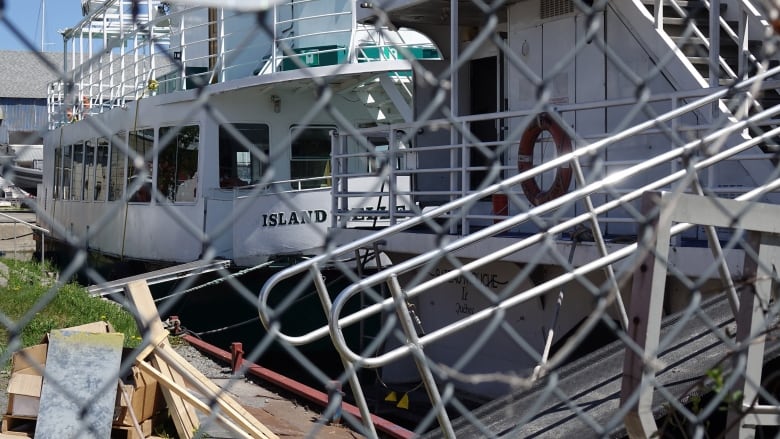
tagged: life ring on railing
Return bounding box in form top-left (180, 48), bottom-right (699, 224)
top-left (82, 96), bottom-right (91, 110)
top-left (517, 113), bottom-right (573, 206)
top-left (66, 107), bottom-right (74, 123)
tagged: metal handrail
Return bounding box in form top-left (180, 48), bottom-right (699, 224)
top-left (325, 121), bottom-right (780, 367)
top-left (257, 63), bottom-right (780, 347)
top-left (331, 75), bottom-right (780, 229)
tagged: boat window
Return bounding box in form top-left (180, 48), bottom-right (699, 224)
top-left (61, 145), bottom-right (71, 200)
top-left (218, 124), bottom-right (269, 188)
top-left (94, 137), bottom-right (109, 201)
top-left (158, 125), bottom-right (199, 202)
top-left (108, 132), bottom-right (126, 202)
top-left (127, 129), bottom-right (154, 203)
top-left (290, 126), bottom-right (334, 189)
top-left (72, 142), bottom-right (85, 201)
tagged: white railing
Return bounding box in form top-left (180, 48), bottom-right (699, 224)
top-left (47, 0), bottom-right (172, 128)
top-left (331, 76), bottom-right (780, 236)
top-left (202, 175), bottom-right (333, 202)
top-left (47, 0), bottom-right (439, 129)
top-left (648, 0), bottom-right (775, 84)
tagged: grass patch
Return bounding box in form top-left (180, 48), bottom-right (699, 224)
top-left (0, 258), bottom-right (141, 358)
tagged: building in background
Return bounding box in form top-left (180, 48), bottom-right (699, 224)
top-left (0, 50), bottom-right (65, 196)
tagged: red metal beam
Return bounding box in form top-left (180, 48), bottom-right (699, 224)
top-left (182, 334), bottom-right (415, 439)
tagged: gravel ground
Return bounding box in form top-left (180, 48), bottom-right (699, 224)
top-left (1, 339), bottom-right (364, 438)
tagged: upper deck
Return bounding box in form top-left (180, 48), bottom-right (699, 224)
top-left (47, 0), bottom-right (440, 129)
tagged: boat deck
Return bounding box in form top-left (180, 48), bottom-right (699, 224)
top-left (422, 295), bottom-right (780, 437)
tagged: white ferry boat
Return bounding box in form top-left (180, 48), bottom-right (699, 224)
top-left (258, 0), bottom-right (780, 419)
top-left (39, 0), bottom-right (436, 269)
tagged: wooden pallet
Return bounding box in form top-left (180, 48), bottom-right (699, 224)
top-left (1, 415), bottom-right (152, 439)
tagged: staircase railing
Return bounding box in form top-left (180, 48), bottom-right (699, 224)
top-left (332, 81), bottom-right (780, 233)
top-left (646, 0), bottom-right (774, 90)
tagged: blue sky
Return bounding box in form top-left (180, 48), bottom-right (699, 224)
top-left (0, 0), bottom-right (82, 51)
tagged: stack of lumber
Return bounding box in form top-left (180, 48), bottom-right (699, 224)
top-left (1, 279), bottom-right (277, 439)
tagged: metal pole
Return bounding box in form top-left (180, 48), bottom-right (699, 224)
top-left (310, 265), bottom-right (379, 438)
top-left (449, 0), bottom-right (459, 235)
top-left (41, 0), bottom-right (45, 52)
top-left (388, 274), bottom-right (456, 438)
top-left (709, 0), bottom-right (720, 89)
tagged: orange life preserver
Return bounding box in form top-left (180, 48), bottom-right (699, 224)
top-left (82, 96), bottom-right (91, 110)
top-left (66, 107), bottom-right (74, 122)
top-left (517, 113), bottom-right (573, 206)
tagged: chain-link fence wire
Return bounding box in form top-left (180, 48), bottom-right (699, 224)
top-left (1, 0), bottom-right (780, 437)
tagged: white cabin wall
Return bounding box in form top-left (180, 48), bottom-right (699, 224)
top-left (603, 7), bottom-right (704, 238)
top-left (507, 3), bottom-right (579, 234)
top-left (43, 100), bottom-right (209, 263)
top-left (574, 11), bottom-right (607, 223)
top-left (502, 2), bottom-right (760, 239)
top-left (198, 116), bottom-right (233, 259)
top-left (116, 102), bottom-right (207, 262)
top-left (507, 2), bottom-right (744, 239)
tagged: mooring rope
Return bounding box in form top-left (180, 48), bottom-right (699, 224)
top-left (153, 259), bottom-right (276, 302)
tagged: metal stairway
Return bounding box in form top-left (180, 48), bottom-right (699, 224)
top-left (351, 73), bottom-right (414, 124)
top-left (641, 0), bottom-right (780, 151)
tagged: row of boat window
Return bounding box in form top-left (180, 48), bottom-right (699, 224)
top-left (51, 124), bottom-right (336, 202)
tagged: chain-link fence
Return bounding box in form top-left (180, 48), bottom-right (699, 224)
top-left (2, 0), bottom-right (780, 437)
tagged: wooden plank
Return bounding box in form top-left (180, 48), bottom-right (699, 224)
top-left (125, 279), bottom-right (199, 439)
top-left (35, 329), bottom-right (124, 439)
top-left (153, 344), bottom-right (279, 439)
top-left (135, 361), bottom-right (254, 439)
top-left (125, 279), bottom-right (277, 439)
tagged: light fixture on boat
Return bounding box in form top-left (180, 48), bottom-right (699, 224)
top-left (271, 95), bottom-right (281, 113)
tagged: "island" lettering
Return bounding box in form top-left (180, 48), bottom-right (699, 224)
top-left (262, 209), bottom-right (327, 227)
